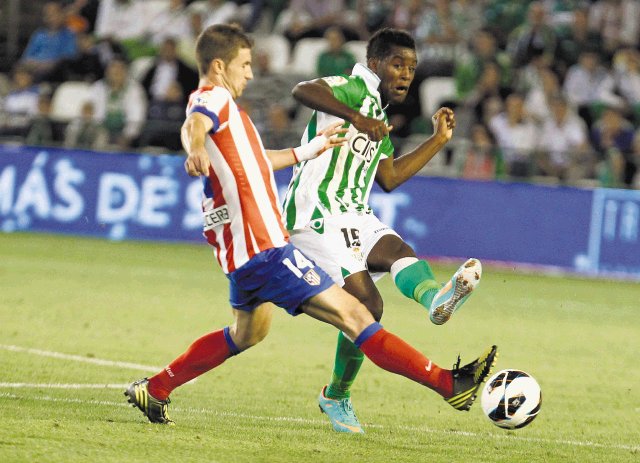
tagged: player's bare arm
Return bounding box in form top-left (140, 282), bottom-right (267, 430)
top-left (181, 112), bottom-right (214, 177)
top-left (292, 79), bottom-right (391, 142)
top-left (376, 107), bottom-right (456, 192)
top-left (266, 121), bottom-right (349, 170)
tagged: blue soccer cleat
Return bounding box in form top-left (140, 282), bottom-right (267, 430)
top-left (429, 258), bottom-right (482, 325)
top-left (318, 386), bottom-right (364, 434)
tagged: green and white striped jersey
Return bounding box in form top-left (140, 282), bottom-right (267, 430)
top-left (283, 64), bottom-right (394, 230)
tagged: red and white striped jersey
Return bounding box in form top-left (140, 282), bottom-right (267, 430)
top-left (186, 86), bottom-right (289, 274)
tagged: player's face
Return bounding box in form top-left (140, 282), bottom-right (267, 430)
top-left (222, 47), bottom-right (253, 99)
top-left (375, 46), bottom-right (417, 105)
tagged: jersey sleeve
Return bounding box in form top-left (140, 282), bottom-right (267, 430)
top-left (380, 135), bottom-right (394, 159)
top-left (321, 75), bottom-right (365, 109)
top-left (187, 88), bottom-right (230, 133)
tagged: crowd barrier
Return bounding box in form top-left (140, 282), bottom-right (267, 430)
top-left (1, 145), bottom-right (639, 280)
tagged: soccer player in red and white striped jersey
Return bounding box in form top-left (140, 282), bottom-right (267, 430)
top-left (124, 24), bottom-right (498, 428)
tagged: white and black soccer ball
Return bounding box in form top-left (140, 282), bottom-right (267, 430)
top-left (481, 369), bottom-right (541, 429)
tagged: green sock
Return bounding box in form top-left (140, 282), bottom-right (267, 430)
top-left (394, 260), bottom-right (440, 309)
top-left (325, 331), bottom-right (365, 400)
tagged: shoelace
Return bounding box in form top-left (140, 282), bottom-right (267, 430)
top-left (339, 398), bottom-right (356, 417)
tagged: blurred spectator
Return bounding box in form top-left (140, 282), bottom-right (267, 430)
top-left (613, 48), bottom-right (640, 122)
top-left (484, 0), bottom-right (533, 48)
top-left (25, 94), bottom-right (55, 146)
top-left (507, 1), bottom-right (557, 69)
top-left (316, 27), bottom-right (357, 77)
top-left (240, 49), bottom-right (301, 134)
top-left (451, 0), bottom-right (486, 43)
top-left (457, 123), bottom-right (504, 180)
top-left (524, 67), bottom-right (561, 123)
top-left (554, 6), bottom-right (602, 79)
top-left (89, 57), bottom-right (147, 149)
top-left (462, 61), bottom-right (512, 126)
top-left (20, 1), bottom-right (78, 81)
top-left (140, 37), bottom-right (198, 106)
top-left (588, 0), bottom-right (640, 57)
top-left (95, 0), bottom-right (154, 60)
top-left (63, 101), bottom-right (109, 150)
top-left (563, 49), bottom-right (623, 128)
top-left (357, 0), bottom-right (395, 36)
top-left (261, 103), bottom-right (300, 148)
top-left (63, 0), bottom-right (97, 33)
top-left (591, 106), bottom-right (636, 187)
top-left (0, 65), bottom-right (41, 137)
top-left (454, 28), bottom-right (511, 101)
top-left (277, 0), bottom-right (360, 45)
top-left (177, 9), bottom-right (205, 71)
top-left (489, 93), bottom-right (539, 177)
top-left (513, 48), bottom-right (552, 95)
top-left (389, 0), bottom-right (423, 31)
top-left (139, 81), bottom-right (185, 151)
top-left (192, 0), bottom-right (239, 29)
top-left (147, 0), bottom-right (192, 47)
top-left (537, 95), bottom-right (591, 181)
top-left (414, 0), bottom-right (462, 77)
top-left (47, 32), bottom-right (104, 83)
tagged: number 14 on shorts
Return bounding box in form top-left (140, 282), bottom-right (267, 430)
top-left (283, 249), bottom-right (322, 285)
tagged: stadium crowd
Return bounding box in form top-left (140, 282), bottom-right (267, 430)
top-left (1, 0), bottom-right (640, 189)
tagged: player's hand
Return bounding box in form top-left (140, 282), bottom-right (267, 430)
top-left (432, 107), bottom-right (455, 141)
top-left (318, 120), bottom-right (349, 152)
top-left (184, 146), bottom-right (211, 176)
top-left (351, 113), bottom-right (392, 142)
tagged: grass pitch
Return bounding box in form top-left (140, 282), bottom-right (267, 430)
top-left (0, 233), bottom-right (638, 463)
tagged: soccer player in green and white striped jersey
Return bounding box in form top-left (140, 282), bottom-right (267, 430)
top-left (283, 28), bottom-right (484, 433)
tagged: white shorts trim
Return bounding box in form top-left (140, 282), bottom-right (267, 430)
top-left (289, 212), bottom-right (400, 286)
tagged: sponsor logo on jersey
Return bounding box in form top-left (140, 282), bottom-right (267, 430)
top-left (203, 205), bottom-right (231, 230)
top-left (349, 133), bottom-right (380, 163)
top-left (303, 269), bottom-right (321, 285)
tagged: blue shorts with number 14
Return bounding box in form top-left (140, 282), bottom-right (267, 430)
top-left (228, 243), bottom-right (335, 315)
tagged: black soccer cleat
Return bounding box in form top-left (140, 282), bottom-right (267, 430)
top-left (124, 378), bottom-right (174, 425)
top-left (445, 345), bottom-right (498, 411)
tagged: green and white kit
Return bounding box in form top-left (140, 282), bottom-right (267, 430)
top-left (283, 64), bottom-right (400, 285)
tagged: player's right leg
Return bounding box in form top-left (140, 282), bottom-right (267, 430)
top-left (125, 303), bottom-right (273, 424)
top-left (301, 286), bottom-right (497, 411)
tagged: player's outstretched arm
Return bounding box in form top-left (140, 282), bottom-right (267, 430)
top-left (376, 107), bottom-right (455, 192)
top-left (181, 112), bottom-right (214, 177)
top-left (266, 121), bottom-right (349, 171)
top-left (292, 79), bottom-right (391, 141)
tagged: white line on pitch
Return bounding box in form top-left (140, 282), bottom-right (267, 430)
top-left (0, 344), bottom-right (161, 372)
top-left (0, 392), bottom-right (637, 453)
top-left (0, 383), bottom-right (130, 389)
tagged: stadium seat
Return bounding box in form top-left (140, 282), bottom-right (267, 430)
top-left (130, 56), bottom-right (154, 81)
top-left (345, 40), bottom-right (368, 64)
top-left (419, 77), bottom-right (456, 118)
top-left (50, 81), bottom-right (93, 122)
top-left (288, 38), bottom-right (329, 76)
top-left (253, 34), bottom-right (291, 74)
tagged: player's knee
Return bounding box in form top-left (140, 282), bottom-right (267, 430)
top-left (229, 324), bottom-right (269, 350)
top-left (339, 300), bottom-right (376, 338)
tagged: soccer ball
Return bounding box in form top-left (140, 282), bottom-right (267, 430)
top-left (480, 369), bottom-right (542, 429)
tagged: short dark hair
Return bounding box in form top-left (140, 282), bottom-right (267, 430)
top-left (366, 28), bottom-right (415, 61)
top-left (196, 24), bottom-right (254, 76)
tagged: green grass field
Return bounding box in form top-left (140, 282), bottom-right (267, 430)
top-left (0, 232), bottom-right (638, 463)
